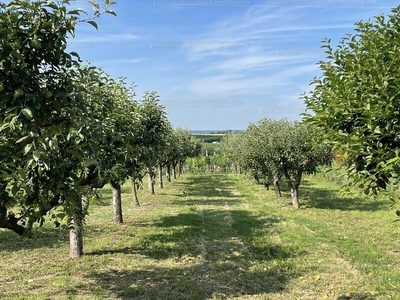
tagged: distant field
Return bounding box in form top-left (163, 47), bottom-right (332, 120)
top-left (1, 173), bottom-right (399, 299)
top-left (193, 134), bottom-right (225, 144)
top-left (192, 134), bottom-right (224, 154)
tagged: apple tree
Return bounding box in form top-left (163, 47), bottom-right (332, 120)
top-left (0, 0), bottom-right (115, 257)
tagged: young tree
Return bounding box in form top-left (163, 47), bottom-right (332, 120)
top-left (173, 128), bottom-right (202, 175)
top-left (261, 120), bottom-right (331, 208)
top-left (128, 92), bottom-right (171, 199)
top-left (303, 6), bottom-right (400, 196)
top-left (220, 131), bottom-right (247, 174)
top-left (91, 76), bottom-right (140, 225)
top-left (221, 119), bottom-right (331, 208)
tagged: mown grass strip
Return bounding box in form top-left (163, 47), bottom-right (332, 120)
top-left (1, 173), bottom-right (400, 299)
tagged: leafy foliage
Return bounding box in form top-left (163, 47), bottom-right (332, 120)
top-left (302, 6), bottom-right (400, 196)
top-left (0, 0), bottom-right (115, 235)
top-left (220, 119), bottom-right (332, 207)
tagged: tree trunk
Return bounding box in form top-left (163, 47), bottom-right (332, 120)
top-left (158, 164), bottom-right (163, 188)
top-left (69, 215), bottom-right (83, 259)
top-left (283, 169), bottom-right (302, 209)
top-left (291, 184), bottom-right (300, 209)
top-left (81, 195), bottom-right (89, 213)
top-left (166, 164), bottom-right (171, 182)
top-left (178, 162), bottom-right (182, 177)
top-left (263, 175), bottom-right (270, 190)
top-left (148, 170), bottom-right (155, 194)
top-left (172, 165), bottom-right (177, 180)
top-left (253, 173), bottom-right (260, 184)
top-left (69, 195), bottom-right (84, 259)
top-left (273, 177), bottom-right (282, 198)
top-left (111, 180), bottom-right (123, 224)
top-left (131, 177), bottom-right (140, 206)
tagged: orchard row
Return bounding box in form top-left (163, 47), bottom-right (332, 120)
top-left (0, 0), bottom-right (200, 258)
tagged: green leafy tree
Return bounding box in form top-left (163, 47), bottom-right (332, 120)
top-left (243, 123), bottom-right (277, 192)
top-left (302, 6), bottom-right (400, 196)
top-left (0, 0), bottom-right (115, 258)
top-left (220, 132), bottom-right (246, 174)
top-left (221, 119), bottom-right (331, 208)
top-left (83, 72), bottom-right (140, 225)
top-left (127, 92), bottom-right (171, 201)
top-left (261, 119), bottom-right (331, 208)
top-left (173, 128), bottom-right (202, 175)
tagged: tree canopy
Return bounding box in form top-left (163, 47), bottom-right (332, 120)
top-left (220, 119), bottom-right (331, 208)
top-left (303, 6), bottom-right (400, 196)
top-left (0, 0), bottom-right (196, 258)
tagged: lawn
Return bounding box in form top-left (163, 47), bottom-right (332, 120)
top-left (0, 173), bottom-right (399, 299)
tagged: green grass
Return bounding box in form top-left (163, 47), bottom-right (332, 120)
top-left (1, 173), bottom-right (400, 299)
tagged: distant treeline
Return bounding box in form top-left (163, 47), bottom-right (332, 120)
top-left (191, 130), bottom-right (243, 134)
top-left (193, 134), bottom-right (224, 143)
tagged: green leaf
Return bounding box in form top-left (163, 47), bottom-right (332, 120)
top-left (70, 51), bottom-right (80, 58)
top-left (44, 1), bottom-right (58, 9)
top-left (33, 150), bottom-right (41, 161)
top-left (87, 20), bottom-right (98, 30)
top-left (57, 213), bottom-right (66, 219)
top-left (68, 8), bottom-right (87, 16)
top-left (83, 159), bottom-right (98, 168)
top-left (15, 135), bottom-right (30, 144)
top-left (23, 143), bottom-right (33, 155)
top-left (11, 184), bottom-right (19, 196)
top-left (106, 9), bottom-right (117, 17)
top-left (11, 50), bottom-right (23, 60)
top-left (21, 108), bottom-right (33, 120)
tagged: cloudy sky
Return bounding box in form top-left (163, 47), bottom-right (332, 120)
top-left (69, 0), bottom-right (398, 130)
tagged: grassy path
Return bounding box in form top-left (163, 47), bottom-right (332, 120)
top-left (1, 173), bottom-right (400, 299)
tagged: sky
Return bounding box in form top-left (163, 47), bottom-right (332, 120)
top-left (67, 0), bottom-right (399, 131)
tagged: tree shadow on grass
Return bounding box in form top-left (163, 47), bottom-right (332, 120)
top-left (172, 174), bottom-right (240, 199)
top-left (87, 264), bottom-right (291, 300)
top-left (0, 226), bottom-right (68, 252)
top-left (337, 293), bottom-right (379, 300)
top-left (86, 209), bottom-right (301, 299)
top-left (170, 198), bottom-right (243, 207)
top-left (300, 184), bottom-right (389, 212)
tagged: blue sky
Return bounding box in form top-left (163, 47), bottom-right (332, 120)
top-left (68, 0), bottom-right (398, 130)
